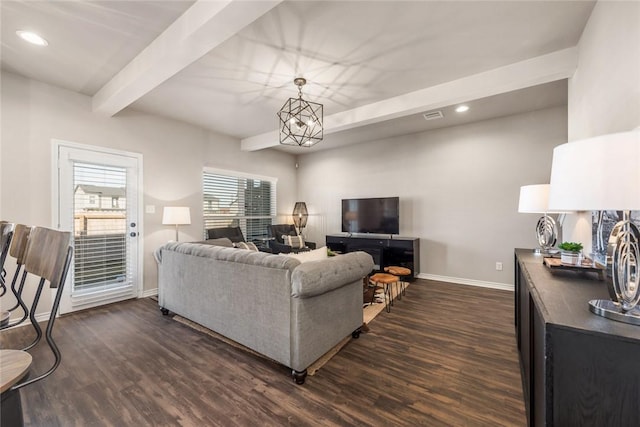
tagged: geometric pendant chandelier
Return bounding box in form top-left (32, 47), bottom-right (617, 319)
top-left (277, 77), bottom-right (323, 147)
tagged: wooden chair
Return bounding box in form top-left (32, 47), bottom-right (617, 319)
top-left (0, 225), bottom-right (32, 331)
top-left (10, 227), bottom-right (73, 386)
top-left (1, 227), bottom-right (72, 427)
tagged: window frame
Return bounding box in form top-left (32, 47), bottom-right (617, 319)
top-left (202, 167), bottom-right (277, 243)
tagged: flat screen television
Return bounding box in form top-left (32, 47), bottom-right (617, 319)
top-left (341, 197), bottom-right (399, 235)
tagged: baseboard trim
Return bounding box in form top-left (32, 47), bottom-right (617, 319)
top-left (417, 273), bottom-right (513, 291)
top-left (141, 288), bottom-right (158, 298)
top-left (3, 311), bottom-right (51, 330)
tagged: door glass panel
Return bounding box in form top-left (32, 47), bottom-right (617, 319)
top-left (72, 162), bottom-right (129, 293)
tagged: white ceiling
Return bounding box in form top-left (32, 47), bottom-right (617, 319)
top-left (0, 1), bottom-right (595, 153)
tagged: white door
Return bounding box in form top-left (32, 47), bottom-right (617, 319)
top-left (56, 143), bottom-right (142, 314)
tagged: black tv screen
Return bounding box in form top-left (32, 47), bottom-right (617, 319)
top-left (341, 197), bottom-right (399, 234)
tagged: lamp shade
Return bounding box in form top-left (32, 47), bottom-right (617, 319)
top-left (518, 184), bottom-right (573, 214)
top-left (162, 207), bottom-right (191, 225)
top-left (518, 184), bottom-right (551, 213)
top-left (292, 202), bottom-right (308, 229)
top-left (548, 130), bottom-right (640, 211)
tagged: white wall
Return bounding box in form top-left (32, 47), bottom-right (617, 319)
top-left (564, 1), bottom-right (640, 248)
top-left (297, 106), bottom-right (567, 287)
top-left (0, 70), bottom-right (297, 317)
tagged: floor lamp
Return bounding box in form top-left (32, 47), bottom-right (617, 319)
top-left (162, 207), bottom-right (191, 242)
top-left (549, 129), bottom-right (640, 326)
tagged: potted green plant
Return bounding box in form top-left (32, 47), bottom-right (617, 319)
top-left (558, 241), bottom-right (583, 265)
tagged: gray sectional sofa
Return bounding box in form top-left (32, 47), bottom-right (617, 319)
top-left (155, 242), bottom-right (374, 384)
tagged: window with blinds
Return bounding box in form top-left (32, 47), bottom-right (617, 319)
top-left (203, 169), bottom-right (276, 242)
top-left (73, 163), bottom-right (128, 292)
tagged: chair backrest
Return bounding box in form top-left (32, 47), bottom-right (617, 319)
top-left (268, 224), bottom-right (297, 244)
top-left (23, 227), bottom-right (72, 288)
top-left (2, 225), bottom-right (33, 324)
top-left (1, 221), bottom-right (16, 270)
top-left (9, 224), bottom-right (33, 266)
top-left (206, 226), bottom-right (245, 243)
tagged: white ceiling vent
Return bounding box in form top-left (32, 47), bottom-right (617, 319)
top-left (423, 111), bottom-right (444, 121)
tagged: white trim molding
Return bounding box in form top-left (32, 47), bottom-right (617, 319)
top-left (142, 288), bottom-right (158, 298)
top-left (417, 273), bottom-right (513, 292)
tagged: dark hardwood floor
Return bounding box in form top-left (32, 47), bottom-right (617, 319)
top-left (1, 280), bottom-right (526, 426)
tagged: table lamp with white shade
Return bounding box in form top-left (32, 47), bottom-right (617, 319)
top-left (548, 129), bottom-right (640, 326)
top-left (162, 207), bottom-right (191, 242)
top-left (518, 184), bottom-right (571, 254)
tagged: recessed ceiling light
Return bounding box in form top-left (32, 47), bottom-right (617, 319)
top-left (16, 30), bottom-right (48, 46)
top-left (455, 105), bottom-right (470, 113)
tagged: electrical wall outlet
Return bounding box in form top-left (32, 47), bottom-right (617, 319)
top-left (496, 262), bottom-right (503, 271)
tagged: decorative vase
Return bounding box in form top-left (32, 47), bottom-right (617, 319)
top-left (561, 250), bottom-right (581, 265)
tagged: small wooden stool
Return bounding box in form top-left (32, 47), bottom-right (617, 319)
top-left (384, 266), bottom-right (411, 299)
top-left (369, 273), bottom-right (400, 313)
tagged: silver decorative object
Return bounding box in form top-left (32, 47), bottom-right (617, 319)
top-left (589, 211), bottom-right (640, 324)
top-left (535, 214), bottom-right (558, 253)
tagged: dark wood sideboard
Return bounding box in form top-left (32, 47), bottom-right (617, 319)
top-left (514, 249), bottom-right (640, 426)
top-left (326, 234), bottom-right (419, 279)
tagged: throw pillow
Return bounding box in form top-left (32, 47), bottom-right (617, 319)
top-left (286, 246), bottom-right (328, 263)
top-left (235, 241), bottom-right (259, 251)
top-left (283, 234), bottom-right (305, 249)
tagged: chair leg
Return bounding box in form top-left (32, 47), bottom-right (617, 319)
top-left (0, 269), bottom-right (6, 297)
top-left (22, 278), bottom-right (44, 351)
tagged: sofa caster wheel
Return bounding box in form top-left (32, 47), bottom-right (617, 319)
top-left (160, 307), bottom-right (169, 316)
top-left (292, 369), bottom-right (307, 385)
top-left (352, 327), bottom-right (362, 339)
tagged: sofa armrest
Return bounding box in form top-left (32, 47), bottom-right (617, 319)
top-left (291, 251), bottom-right (374, 298)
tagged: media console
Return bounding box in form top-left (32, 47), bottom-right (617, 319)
top-left (326, 234), bottom-right (420, 280)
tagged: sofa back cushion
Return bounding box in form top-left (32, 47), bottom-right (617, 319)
top-left (291, 251), bottom-right (374, 298)
top-left (157, 242), bottom-right (299, 271)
